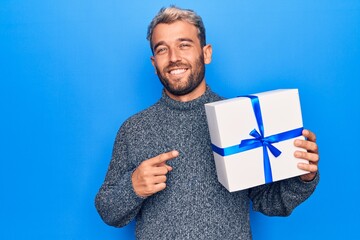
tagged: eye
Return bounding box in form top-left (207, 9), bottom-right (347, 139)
top-left (155, 47), bottom-right (167, 55)
top-left (179, 43), bottom-right (191, 49)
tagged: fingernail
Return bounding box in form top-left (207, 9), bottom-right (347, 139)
top-left (172, 150), bottom-right (179, 157)
top-left (294, 140), bottom-right (301, 146)
top-left (294, 151), bottom-right (301, 157)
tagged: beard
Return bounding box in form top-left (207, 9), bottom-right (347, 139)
top-left (155, 54), bottom-right (205, 96)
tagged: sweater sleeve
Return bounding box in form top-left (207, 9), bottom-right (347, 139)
top-left (248, 173), bottom-right (319, 216)
top-left (95, 123), bottom-right (145, 227)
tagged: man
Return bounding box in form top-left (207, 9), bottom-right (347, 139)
top-left (95, 6), bottom-right (319, 239)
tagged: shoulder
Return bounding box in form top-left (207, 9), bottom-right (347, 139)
top-left (119, 101), bottom-right (162, 135)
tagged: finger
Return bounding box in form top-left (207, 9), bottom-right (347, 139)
top-left (152, 165), bottom-right (171, 176)
top-left (302, 129), bottom-right (316, 143)
top-left (158, 162), bottom-right (173, 171)
top-left (153, 175), bottom-right (167, 184)
top-left (134, 164), bottom-right (167, 180)
top-left (294, 139), bottom-right (318, 153)
top-left (298, 162), bottom-right (318, 173)
top-left (139, 182), bottom-right (167, 197)
top-left (149, 150), bottom-right (179, 166)
top-left (294, 151), bottom-right (319, 163)
top-left (152, 182), bottom-right (167, 194)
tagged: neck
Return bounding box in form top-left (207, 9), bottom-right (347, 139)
top-left (165, 80), bottom-right (207, 102)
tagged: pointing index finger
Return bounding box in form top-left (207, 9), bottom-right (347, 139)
top-left (151, 150), bottom-right (179, 165)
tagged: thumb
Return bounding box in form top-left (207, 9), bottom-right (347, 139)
top-left (158, 161), bottom-right (173, 171)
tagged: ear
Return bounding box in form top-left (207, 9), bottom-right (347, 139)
top-left (202, 44), bottom-right (212, 64)
top-left (150, 56), bottom-right (157, 74)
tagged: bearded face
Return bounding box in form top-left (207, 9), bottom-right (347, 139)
top-left (154, 53), bottom-right (205, 96)
top-left (150, 21), bottom-right (212, 100)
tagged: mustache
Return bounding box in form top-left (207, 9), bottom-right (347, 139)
top-left (164, 62), bottom-right (190, 72)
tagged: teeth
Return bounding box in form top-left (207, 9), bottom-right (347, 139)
top-left (170, 68), bottom-right (186, 75)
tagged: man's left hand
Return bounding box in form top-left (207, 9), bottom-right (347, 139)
top-left (294, 129), bottom-right (319, 182)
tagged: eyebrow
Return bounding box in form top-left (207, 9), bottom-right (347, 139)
top-left (153, 41), bottom-right (166, 52)
top-left (177, 38), bottom-right (194, 43)
top-left (153, 38), bottom-right (195, 52)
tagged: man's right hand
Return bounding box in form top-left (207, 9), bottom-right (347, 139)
top-left (131, 150), bottom-right (179, 198)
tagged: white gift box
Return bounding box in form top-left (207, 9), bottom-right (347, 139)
top-left (205, 89), bottom-right (309, 192)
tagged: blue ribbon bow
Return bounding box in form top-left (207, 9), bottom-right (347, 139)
top-left (211, 95), bottom-right (303, 184)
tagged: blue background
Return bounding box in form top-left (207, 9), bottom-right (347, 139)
top-left (1, 0), bottom-right (359, 239)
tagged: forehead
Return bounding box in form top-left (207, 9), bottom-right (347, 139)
top-left (151, 20), bottom-right (200, 45)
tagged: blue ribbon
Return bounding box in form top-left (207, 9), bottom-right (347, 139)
top-left (211, 95), bottom-right (303, 184)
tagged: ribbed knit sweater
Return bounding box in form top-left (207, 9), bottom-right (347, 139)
top-left (95, 86), bottom-right (319, 239)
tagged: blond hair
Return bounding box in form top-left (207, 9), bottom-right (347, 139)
top-left (147, 6), bottom-right (206, 51)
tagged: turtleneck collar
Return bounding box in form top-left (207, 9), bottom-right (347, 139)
top-left (159, 85), bottom-right (218, 111)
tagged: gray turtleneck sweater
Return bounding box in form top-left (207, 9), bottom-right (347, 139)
top-left (95, 86), bottom-right (319, 239)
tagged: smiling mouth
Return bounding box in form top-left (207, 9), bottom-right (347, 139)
top-left (169, 68), bottom-right (188, 75)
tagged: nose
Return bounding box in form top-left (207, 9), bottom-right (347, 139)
top-left (168, 48), bottom-right (181, 63)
